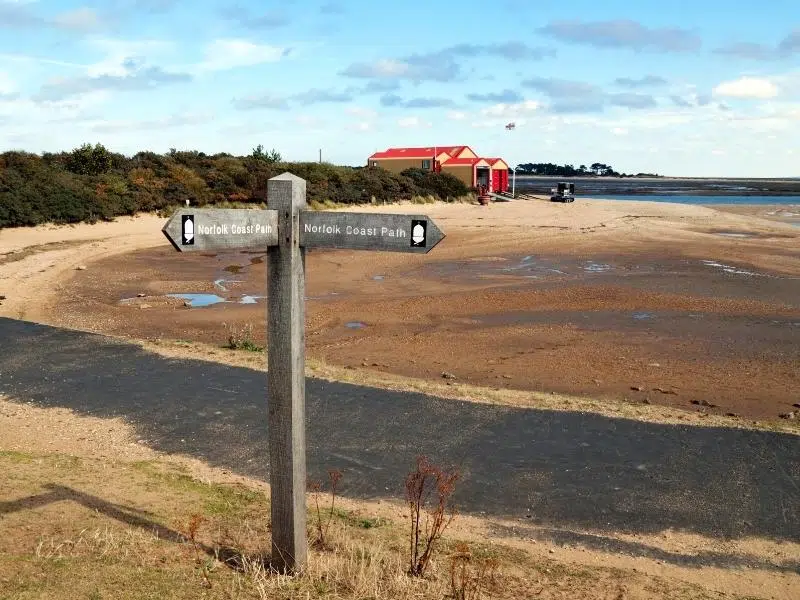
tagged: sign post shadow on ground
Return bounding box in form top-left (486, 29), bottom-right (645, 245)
top-left (162, 172), bottom-right (445, 572)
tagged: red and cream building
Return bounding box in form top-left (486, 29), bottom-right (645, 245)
top-left (367, 145), bottom-right (510, 192)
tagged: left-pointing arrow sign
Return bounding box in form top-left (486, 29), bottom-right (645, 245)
top-left (162, 208), bottom-right (279, 252)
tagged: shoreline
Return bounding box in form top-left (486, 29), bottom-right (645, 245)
top-left (1, 196), bottom-right (798, 238)
top-left (514, 175), bottom-right (800, 199)
top-left (2, 196), bottom-right (797, 425)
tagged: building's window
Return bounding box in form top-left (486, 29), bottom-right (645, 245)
top-left (422, 159), bottom-right (431, 169)
top-left (370, 161), bottom-right (378, 167)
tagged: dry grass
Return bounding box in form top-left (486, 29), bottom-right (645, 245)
top-left (1, 440), bottom-right (795, 599)
top-left (0, 428), bottom-right (793, 600)
top-left (235, 523), bottom-right (449, 599)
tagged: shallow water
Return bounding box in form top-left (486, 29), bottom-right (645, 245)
top-left (470, 310), bottom-right (799, 339)
top-left (168, 293), bottom-right (227, 307)
top-left (424, 253), bottom-right (800, 284)
top-left (715, 232), bottom-right (752, 238)
top-left (581, 194), bottom-right (800, 205)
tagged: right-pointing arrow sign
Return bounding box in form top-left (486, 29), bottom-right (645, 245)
top-left (300, 212), bottom-right (445, 253)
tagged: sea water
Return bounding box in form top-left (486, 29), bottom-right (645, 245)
top-left (581, 194), bottom-right (800, 206)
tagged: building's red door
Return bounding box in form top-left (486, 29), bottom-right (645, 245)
top-left (501, 170), bottom-right (508, 191)
top-left (491, 169), bottom-right (501, 192)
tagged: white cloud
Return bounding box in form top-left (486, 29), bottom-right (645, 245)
top-left (446, 110), bottom-right (467, 120)
top-left (53, 7), bottom-right (100, 30)
top-left (0, 52), bottom-right (85, 69)
top-left (196, 39), bottom-right (287, 72)
top-left (0, 70), bottom-right (16, 93)
top-left (355, 59), bottom-right (408, 78)
top-left (480, 99), bottom-right (539, 117)
top-left (713, 76), bottom-right (779, 99)
top-left (294, 115), bottom-right (324, 129)
top-left (91, 112), bottom-right (211, 133)
top-left (611, 127), bottom-right (628, 135)
top-left (345, 106), bottom-right (377, 119)
top-left (82, 38), bottom-right (173, 77)
top-left (603, 111), bottom-right (697, 130)
top-left (397, 116), bottom-right (431, 128)
top-left (347, 121), bottom-right (372, 132)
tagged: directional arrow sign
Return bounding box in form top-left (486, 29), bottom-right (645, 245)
top-left (162, 208), bottom-right (278, 252)
top-left (162, 173), bottom-right (448, 573)
top-left (300, 212), bottom-right (445, 253)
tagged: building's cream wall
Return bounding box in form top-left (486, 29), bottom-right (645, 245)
top-left (441, 165), bottom-right (474, 187)
top-left (490, 159), bottom-right (509, 170)
top-left (369, 158), bottom-right (433, 173)
top-left (454, 147), bottom-right (477, 159)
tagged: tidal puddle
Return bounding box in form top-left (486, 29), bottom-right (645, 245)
top-left (372, 275), bottom-right (385, 281)
top-left (715, 232), bottom-right (752, 239)
top-left (306, 292), bottom-right (341, 300)
top-left (582, 262), bottom-right (612, 272)
top-left (700, 260), bottom-right (759, 277)
top-left (163, 293), bottom-right (269, 307)
top-left (471, 310), bottom-right (665, 329)
top-left (214, 278), bottom-right (243, 291)
top-left (169, 293), bottom-right (228, 307)
top-left (422, 255), bottom-right (627, 281)
top-left (345, 321), bottom-right (367, 329)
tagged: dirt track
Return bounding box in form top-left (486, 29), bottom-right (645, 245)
top-left (3, 198), bottom-right (797, 422)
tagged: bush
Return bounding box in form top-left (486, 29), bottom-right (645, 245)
top-left (0, 146), bottom-right (473, 227)
top-left (401, 168), bottom-right (469, 200)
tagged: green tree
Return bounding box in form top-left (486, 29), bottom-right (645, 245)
top-left (66, 143), bottom-right (113, 176)
top-left (251, 144), bottom-right (282, 163)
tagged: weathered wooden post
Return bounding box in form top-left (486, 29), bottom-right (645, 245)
top-left (266, 173), bottom-right (308, 572)
top-left (162, 173), bottom-right (445, 574)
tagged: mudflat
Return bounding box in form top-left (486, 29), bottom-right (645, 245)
top-left (1, 198), bottom-right (798, 421)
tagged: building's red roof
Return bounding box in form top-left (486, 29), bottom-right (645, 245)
top-left (441, 157), bottom-right (485, 166)
top-left (369, 146), bottom-right (471, 160)
top-left (485, 157), bottom-right (508, 166)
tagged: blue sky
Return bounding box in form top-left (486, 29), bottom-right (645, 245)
top-left (0, 0), bottom-right (799, 176)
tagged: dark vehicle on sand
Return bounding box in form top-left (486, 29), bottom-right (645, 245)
top-left (550, 182), bottom-right (575, 202)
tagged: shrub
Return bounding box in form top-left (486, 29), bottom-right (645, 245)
top-left (0, 146), bottom-right (474, 227)
top-left (405, 456), bottom-right (460, 577)
top-left (65, 143), bottom-right (114, 176)
top-left (223, 323), bottom-right (263, 352)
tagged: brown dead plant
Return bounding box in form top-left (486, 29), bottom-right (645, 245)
top-left (405, 455), bottom-right (460, 577)
top-left (448, 543), bottom-right (499, 600)
top-left (309, 468), bottom-right (344, 550)
top-left (184, 513), bottom-right (213, 588)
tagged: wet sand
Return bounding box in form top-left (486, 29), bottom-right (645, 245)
top-left (25, 198), bottom-right (797, 422)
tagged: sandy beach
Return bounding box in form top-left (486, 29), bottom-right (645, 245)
top-left (2, 197), bottom-right (799, 600)
top-left (1, 198), bottom-right (798, 421)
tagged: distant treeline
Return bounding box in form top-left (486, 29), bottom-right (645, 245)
top-left (516, 162), bottom-right (660, 178)
top-left (0, 144), bottom-right (470, 228)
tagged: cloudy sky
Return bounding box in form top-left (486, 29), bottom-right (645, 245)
top-left (0, 0), bottom-right (799, 176)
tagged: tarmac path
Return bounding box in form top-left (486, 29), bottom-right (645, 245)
top-left (1, 317), bottom-right (798, 554)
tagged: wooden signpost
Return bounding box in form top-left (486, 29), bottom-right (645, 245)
top-left (162, 172), bottom-right (445, 572)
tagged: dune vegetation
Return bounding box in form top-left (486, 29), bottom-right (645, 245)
top-left (0, 143), bottom-right (472, 228)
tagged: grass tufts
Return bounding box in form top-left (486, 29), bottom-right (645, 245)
top-left (223, 322), bottom-right (265, 352)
